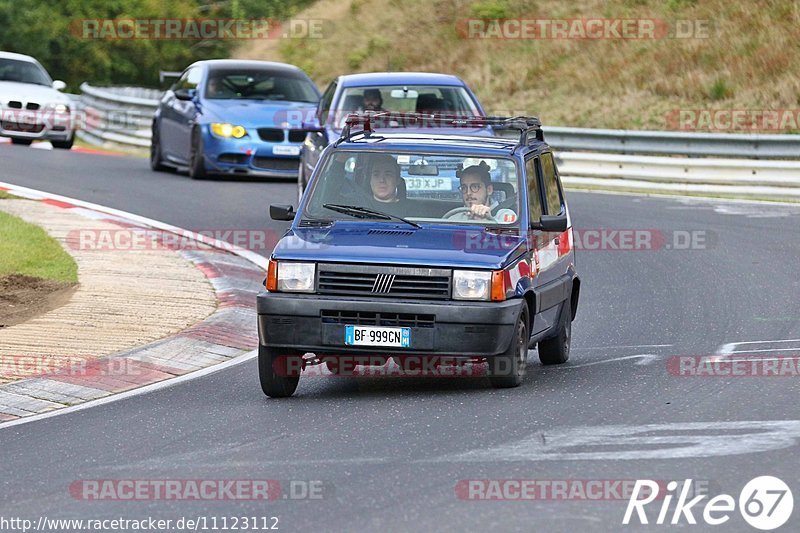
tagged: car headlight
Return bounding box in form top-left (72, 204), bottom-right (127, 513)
top-left (48, 103), bottom-right (70, 114)
top-left (276, 262), bottom-right (316, 293)
top-left (210, 122), bottom-right (247, 138)
top-left (452, 270), bottom-right (491, 301)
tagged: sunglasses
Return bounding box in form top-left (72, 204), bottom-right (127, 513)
top-left (458, 183), bottom-right (485, 193)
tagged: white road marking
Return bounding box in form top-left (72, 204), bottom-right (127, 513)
top-left (0, 350), bottom-right (258, 430)
top-left (713, 339), bottom-right (800, 361)
top-left (429, 420), bottom-right (800, 463)
top-left (558, 354), bottom-right (662, 369)
top-left (573, 344), bottom-right (673, 350)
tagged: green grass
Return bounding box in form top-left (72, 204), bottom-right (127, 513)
top-left (0, 210), bottom-right (78, 282)
top-left (0, 191), bottom-right (21, 200)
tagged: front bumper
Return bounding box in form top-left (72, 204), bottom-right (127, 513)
top-left (257, 292), bottom-right (524, 357)
top-left (0, 112), bottom-right (74, 141)
top-left (203, 134), bottom-right (300, 178)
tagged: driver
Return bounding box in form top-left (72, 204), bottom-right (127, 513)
top-left (452, 161), bottom-right (517, 223)
top-left (363, 88), bottom-right (385, 112)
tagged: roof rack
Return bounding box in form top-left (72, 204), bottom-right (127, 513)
top-left (334, 112), bottom-right (544, 148)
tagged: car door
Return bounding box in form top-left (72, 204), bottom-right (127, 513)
top-left (160, 66), bottom-right (202, 164)
top-left (530, 151), bottom-right (572, 333)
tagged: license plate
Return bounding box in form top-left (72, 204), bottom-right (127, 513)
top-left (273, 145), bottom-right (300, 156)
top-left (404, 177), bottom-right (451, 191)
top-left (345, 325), bottom-right (410, 347)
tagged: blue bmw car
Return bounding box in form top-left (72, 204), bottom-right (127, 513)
top-left (151, 59), bottom-right (320, 179)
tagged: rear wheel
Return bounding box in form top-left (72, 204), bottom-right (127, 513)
top-left (11, 138), bottom-right (32, 146)
top-left (488, 304), bottom-right (529, 388)
top-left (51, 135), bottom-right (74, 150)
top-left (258, 345), bottom-right (301, 398)
top-left (189, 127), bottom-right (207, 179)
top-left (538, 304), bottom-right (571, 365)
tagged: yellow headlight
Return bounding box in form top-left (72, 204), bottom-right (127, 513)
top-left (210, 123), bottom-right (247, 138)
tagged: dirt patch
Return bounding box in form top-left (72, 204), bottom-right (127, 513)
top-left (0, 274), bottom-right (78, 328)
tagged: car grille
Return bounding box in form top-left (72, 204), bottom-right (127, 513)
top-left (6, 101), bottom-right (39, 110)
top-left (252, 157), bottom-right (298, 171)
top-left (321, 310), bottom-right (435, 328)
top-left (317, 263), bottom-right (451, 300)
top-left (257, 128), bottom-right (284, 142)
top-left (1, 121), bottom-right (44, 133)
top-left (287, 129), bottom-right (309, 143)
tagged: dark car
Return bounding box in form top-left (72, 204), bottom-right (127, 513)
top-left (298, 72), bottom-right (487, 198)
top-left (258, 114), bottom-right (581, 397)
top-left (151, 59), bottom-right (320, 179)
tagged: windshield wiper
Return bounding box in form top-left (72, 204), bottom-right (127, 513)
top-left (322, 204), bottom-right (421, 229)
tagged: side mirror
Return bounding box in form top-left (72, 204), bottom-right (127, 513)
top-left (174, 88), bottom-right (196, 101)
top-left (52, 80), bottom-right (67, 91)
top-left (270, 204), bottom-right (295, 221)
top-left (531, 213), bottom-right (567, 232)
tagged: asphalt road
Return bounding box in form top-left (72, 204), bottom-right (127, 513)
top-left (1, 143), bottom-right (799, 532)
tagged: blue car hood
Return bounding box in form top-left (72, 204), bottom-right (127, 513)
top-left (272, 223), bottom-right (525, 269)
top-left (201, 100), bottom-right (316, 127)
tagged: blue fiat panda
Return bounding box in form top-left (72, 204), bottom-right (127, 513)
top-left (259, 114), bottom-right (580, 397)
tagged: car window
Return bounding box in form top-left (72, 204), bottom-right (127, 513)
top-left (204, 69), bottom-right (318, 102)
top-left (318, 82), bottom-right (336, 122)
top-left (525, 156), bottom-right (543, 223)
top-left (334, 85), bottom-right (481, 128)
top-left (174, 67), bottom-right (201, 91)
top-left (540, 152), bottom-right (562, 215)
top-left (0, 58), bottom-right (52, 86)
top-left (304, 150), bottom-right (519, 227)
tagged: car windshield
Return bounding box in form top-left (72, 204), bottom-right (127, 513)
top-left (335, 86), bottom-right (480, 128)
top-left (205, 69), bottom-right (318, 102)
top-left (303, 150), bottom-right (520, 227)
top-left (0, 58), bottom-right (52, 86)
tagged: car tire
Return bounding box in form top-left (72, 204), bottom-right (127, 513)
top-left (488, 303), bottom-right (529, 388)
top-left (189, 127), bottom-right (207, 180)
top-left (51, 135), bottom-right (74, 150)
top-left (538, 304), bottom-right (571, 365)
top-left (10, 138), bottom-right (32, 146)
top-left (150, 124), bottom-right (167, 171)
top-left (258, 345), bottom-right (301, 398)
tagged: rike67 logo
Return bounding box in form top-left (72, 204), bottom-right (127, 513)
top-left (623, 476), bottom-right (793, 530)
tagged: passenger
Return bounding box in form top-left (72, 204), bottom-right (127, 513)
top-left (368, 153), bottom-right (403, 204)
top-left (453, 161), bottom-right (517, 223)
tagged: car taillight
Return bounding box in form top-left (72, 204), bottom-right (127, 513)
top-left (266, 259), bottom-right (278, 291)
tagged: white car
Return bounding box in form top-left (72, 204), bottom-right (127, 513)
top-left (0, 51), bottom-right (75, 149)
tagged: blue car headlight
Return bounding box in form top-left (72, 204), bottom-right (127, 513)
top-left (210, 123), bottom-right (247, 139)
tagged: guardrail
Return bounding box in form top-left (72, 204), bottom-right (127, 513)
top-left (75, 83), bottom-right (800, 200)
top-left (76, 83), bottom-right (159, 149)
top-left (544, 126), bottom-right (800, 159)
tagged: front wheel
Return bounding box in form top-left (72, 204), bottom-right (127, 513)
top-left (538, 306), bottom-right (571, 365)
top-left (150, 125), bottom-right (167, 171)
top-left (189, 127), bottom-right (207, 179)
top-left (258, 345), bottom-right (301, 398)
top-left (488, 304), bottom-right (529, 388)
top-left (51, 135), bottom-right (74, 150)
